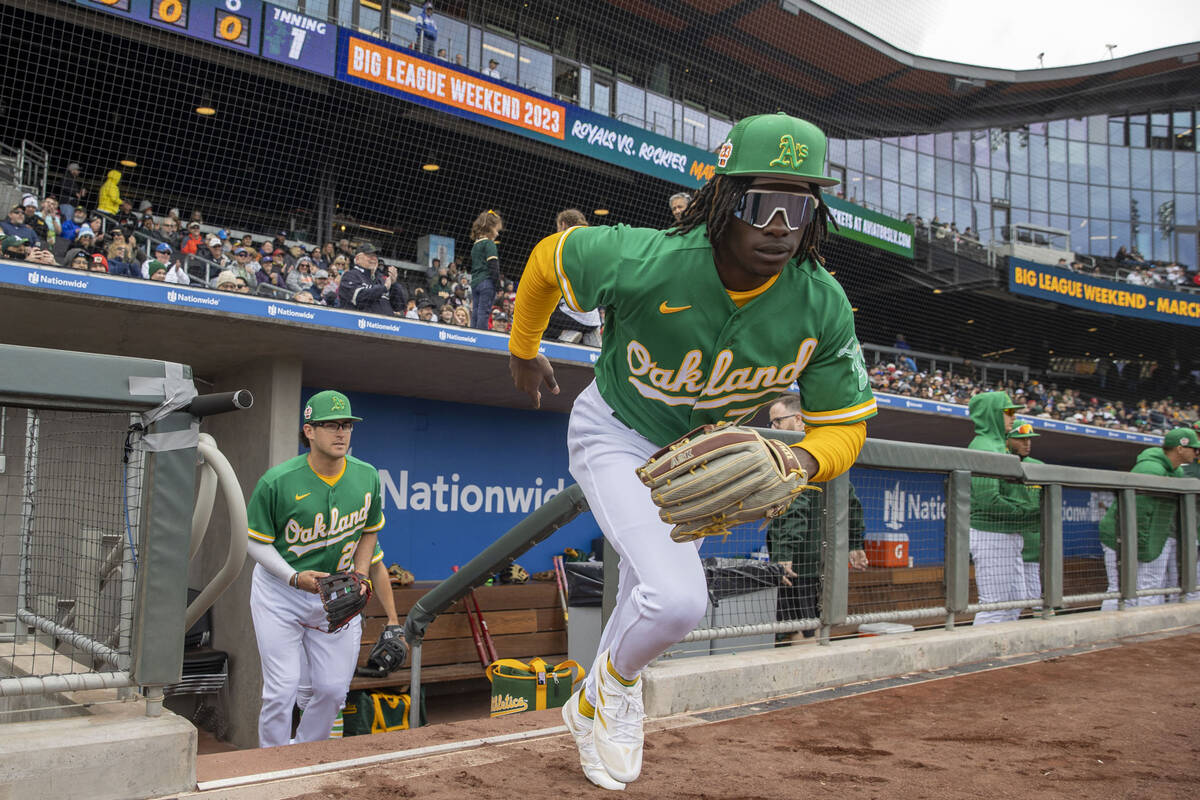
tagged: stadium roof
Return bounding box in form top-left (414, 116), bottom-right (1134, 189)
top-left (607, 0), bottom-right (1200, 136)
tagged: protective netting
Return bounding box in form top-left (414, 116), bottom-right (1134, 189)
top-left (0, 407), bottom-right (143, 713)
top-left (0, 1), bottom-right (1195, 430)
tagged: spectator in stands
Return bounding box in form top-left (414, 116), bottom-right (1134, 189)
top-left (455, 53), bottom-right (465, 66)
top-left (470, 210), bottom-right (502, 329)
top-left (215, 270), bottom-right (239, 292)
top-left (287, 257), bottom-right (316, 293)
top-left (157, 217), bottom-right (182, 251)
top-left (765, 393), bottom-right (867, 645)
top-left (1098, 428), bottom-right (1197, 610)
top-left (61, 206), bottom-right (87, 244)
top-left (257, 256), bottom-right (287, 289)
top-left (293, 290), bottom-right (316, 304)
top-left (206, 236), bottom-right (231, 269)
top-left (309, 245), bottom-right (328, 272)
top-left (491, 309), bottom-right (511, 333)
top-left (2, 205), bottom-right (42, 247)
top-left (283, 244), bottom-right (304, 270)
top-left (234, 277), bottom-right (251, 294)
top-left (97, 169), bottom-right (122, 214)
top-left (86, 252), bottom-right (108, 272)
top-left (228, 247), bottom-right (258, 288)
top-left (319, 242), bottom-right (336, 267)
top-left (444, 282), bottom-right (467, 309)
top-left (189, 210), bottom-right (204, 227)
top-left (416, 299), bottom-right (435, 321)
top-left (142, 242), bottom-right (173, 278)
top-left (105, 240), bottom-right (137, 278)
top-left (56, 162), bottom-right (87, 218)
top-left (1115, 246), bottom-right (1131, 263)
top-left (146, 260), bottom-right (168, 281)
top-left (438, 304), bottom-right (455, 324)
top-left (64, 248), bottom-right (90, 271)
top-left (668, 193), bottom-right (691, 223)
top-left (3, 235), bottom-right (33, 263)
top-left (485, 58), bottom-right (501, 78)
top-left (137, 213), bottom-right (157, 235)
top-left (181, 222), bottom-right (203, 255)
top-left (313, 270), bottom-right (334, 305)
top-left (967, 392), bottom-right (1036, 625)
top-left (338, 243), bottom-right (395, 314)
top-left (21, 195), bottom-right (49, 245)
top-left (115, 199), bottom-right (138, 227)
top-left (336, 238), bottom-right (353, 258)
top-left (893, 333), bottom-right (911, 350)
top-left (72, 227), bottom-right (98, 257)
top-left (388, 269), bottom-right (410, 316)
top-left (963, 226), bottom-right (979, 242)
top-left (415, 2), bottom-right (437, 56)
top-left (452, 305), bottom-right (470, 327)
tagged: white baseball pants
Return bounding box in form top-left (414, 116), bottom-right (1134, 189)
top-left (1022, 560), bottom-right (1042, 610)
top-left (969, 528), bottom-right (1024, 624)
top-left (568, 381), bottom-right (708, 700)
top-left (1100, 539), bottom-right (1178, 610)
top-left (251, 564), bottom-right (361, 747)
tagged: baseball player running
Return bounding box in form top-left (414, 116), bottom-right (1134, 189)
top-left (245, 390), bottom-right (385, 747)
top-left (509, 113), bottom-right (875, 789)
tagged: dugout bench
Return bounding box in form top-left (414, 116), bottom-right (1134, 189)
top-left (350, 580), bottom-right (567, 694)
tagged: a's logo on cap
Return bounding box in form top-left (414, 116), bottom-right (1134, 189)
top-left (717, 141), bottom-right (733, 168)
top-left (769, 134), bottom-right (809, 171)
top-left (331, 397), bottom-right (347, 412)
top-left (304, 405), bottom-right (313, 420)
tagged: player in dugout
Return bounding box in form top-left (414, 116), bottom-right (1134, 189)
top-left (508, 112), bottom-right (875, 789)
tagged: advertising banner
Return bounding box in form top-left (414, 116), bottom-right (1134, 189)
top-left (824, 195), bottom-right (914, 259)
top-left (1009, 258), bottom-right (1200, 327)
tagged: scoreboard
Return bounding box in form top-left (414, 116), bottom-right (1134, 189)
top-left (77, 0), bottom-right (337, 76)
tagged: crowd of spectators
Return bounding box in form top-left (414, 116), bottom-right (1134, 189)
top-left (870, 360), bottom-right (1199, 436)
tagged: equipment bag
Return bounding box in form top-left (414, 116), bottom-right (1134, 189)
top-left (342, 688), bottom-right (426, 735)
top-left (485, 657), bottom-right (584, 717)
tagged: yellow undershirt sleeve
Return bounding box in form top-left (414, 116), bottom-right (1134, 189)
top-left (509, 232), bottom-right (567, 360)
top-left (796, 421), bottom-right (867, 482)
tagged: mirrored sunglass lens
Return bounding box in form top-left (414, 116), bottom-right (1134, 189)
top-left (736, 192), bottom-right (816, 229)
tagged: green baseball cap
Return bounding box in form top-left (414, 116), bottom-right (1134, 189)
top-left (715, 112), bottom-right (839, 187)
top-left (1007, 422), bottom-right (1040, 439)
top-left (1163, 428), bottom-right (1197, 449)
top-left (1, 235), bottom-right (28, 251)
top-left (304, 390), bottom-right (362, 423)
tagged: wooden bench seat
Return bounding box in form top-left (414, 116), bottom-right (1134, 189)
top-left (349, 580), bottom-right (567, 692)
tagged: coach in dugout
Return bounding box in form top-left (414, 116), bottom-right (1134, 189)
top-left (1098, 427), bottom-right (1198, 609)
top-left (967, 391), bottom-right (1039, 624)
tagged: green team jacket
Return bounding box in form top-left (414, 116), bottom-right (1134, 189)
top-left (553, 224), bottom-right (877, 446)
top-left (1098, 446), bottom-right (1183, 562)
top-left (967, 392), bottom-right (1039, 533)
top-left (1003, 456), bottom-right (1044, 562)
top-left (766, 484), bottom-right (865, 579)
top-left (247, 454), bottom-right (386, 574)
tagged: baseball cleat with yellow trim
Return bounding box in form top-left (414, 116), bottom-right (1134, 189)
top-left (592, 651), bottom-right (644, 783)
top-left (561, 687), bottom-right (625, 791)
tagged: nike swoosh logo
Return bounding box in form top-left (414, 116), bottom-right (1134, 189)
top-left (658, 301), bottom-right (691, 314)
top-left (295, 492), bottom-right (311, 501)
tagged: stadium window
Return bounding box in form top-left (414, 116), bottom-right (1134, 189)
top-left (1048, 119), bottom-right (1067, 139)
top-left (1067, 117), bottom-right (1087, 141)
top-left (1128, 114), bottom-right (1148, 148)
top-left (881, 142), bottom-right (899, 182)
top-left (553, 59), bottom-right (579, 104)
top-left (1087, 115), bottom-right (1107, 145)
top-left (1108, 116), bottom-right (1127, 147)
top-left (1109, 187), bottom-right (1130, 221)
top-left (592, 76), bottom-right (614, 117)
top-left (1109, 147), bottom-right (1130, 188)
top-left (1150, 112), bottom-right (1171, 150)
top-left (1088, 144), bottom-right (1108, 185)
top-left (1089, 185), bottom-right (1109, 219)
top-left (828, 164), bottom-right (847, 187)
top-left (1173, 110), bottom-right (1195, 151)
top-left (1068, 141), bottom-right (1087, 183)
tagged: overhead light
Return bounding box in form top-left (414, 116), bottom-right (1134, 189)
top-left (1048, 349), bottom-right (1054, 354)
top-left (119, 159), bottom-right (138, 167)
top-left (195, 106), bottom-right (216, 116)
top-left (850, 307), bottom-right (858, 312)
top-left (966, 319), bottom-right (975, 324)
top-left (421, 162), bottom-right (440, 171)
top-left (932, 288), bottom-right (942, 294)
top-left (1087, 327), bottom-right (1098, 332)
top-left (593, 208), bottom-right (610, 216)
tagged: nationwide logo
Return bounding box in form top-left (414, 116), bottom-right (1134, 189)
top-left (589, 352), bottom-right (598, 364)
top-left (267, 304), bottom-right (315, 321)
top-left (26, 271), bottom-right (87, 290)
top-left (165, 289), bottom-right (219, 307)
top-left (358, 317), bottom-right (401, 333)
top-left (882, 480), bottom-right (945, 530)
top-left (437, 330), bottom-right (479, 344)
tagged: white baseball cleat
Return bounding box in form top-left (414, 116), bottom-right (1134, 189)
top-left (562, 688), bottom-right (626, 791)
top-left (591, 651), bottom-right (644, 783)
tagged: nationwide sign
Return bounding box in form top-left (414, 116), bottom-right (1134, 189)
top-left (1008, 257), bottom-right (1200, 327)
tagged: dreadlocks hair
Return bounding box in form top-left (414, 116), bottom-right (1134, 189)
top-left (667, 174), bottom-right (837, 266)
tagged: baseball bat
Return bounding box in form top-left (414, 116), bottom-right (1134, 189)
top-left (552, 556), bottom-right (569, 624)
top-left (470, 587), bottom-right (499, 664)
top-left (452, 566), bottom-right (490, 669)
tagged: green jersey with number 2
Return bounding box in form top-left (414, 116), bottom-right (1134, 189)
top-left (247, 454), bottom-right (385, 574)
top-left (553, 224), bottom-right (876, 446)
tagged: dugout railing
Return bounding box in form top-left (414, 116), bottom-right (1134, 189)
top-left (0, 344), bottom-right (249, 720)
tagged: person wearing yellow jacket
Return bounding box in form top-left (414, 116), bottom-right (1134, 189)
top-left (97, 169), bottom-right (122, 214)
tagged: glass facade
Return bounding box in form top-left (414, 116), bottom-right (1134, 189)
top-left (829, 111), bottom-right (1200, 266)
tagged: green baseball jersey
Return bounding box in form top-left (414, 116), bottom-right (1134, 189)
top-left (553, 224), bottom-right (876, 445)
top-left (471, 237), bottom-right (498, 287)
top-left (247, 454), bottom-right (386, 574)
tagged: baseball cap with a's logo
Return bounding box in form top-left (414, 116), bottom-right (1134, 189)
top-left (715, 112), bottom-right (839, 187)
top-left (304, 390), bottom-right (362, 423)
top-left (1163, 428), bottom-right (1196, 449)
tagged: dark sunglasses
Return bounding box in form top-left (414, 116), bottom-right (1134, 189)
top-left (734, 190), bottom-right (817, 230)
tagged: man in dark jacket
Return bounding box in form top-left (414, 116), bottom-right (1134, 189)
top-left (338, 243), bottom-right (396, 314)
top-left (1, 205), bottom-right (42, 247)
top-left (765, 394), bottom-right (868, 645)
top-left (56, 162), bottom-right (87, 218)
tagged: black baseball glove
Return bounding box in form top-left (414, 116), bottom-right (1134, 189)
top-left (318, 571), bottom-right (371, 632)
top-left (356, 625), bottom-right (408, 678)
